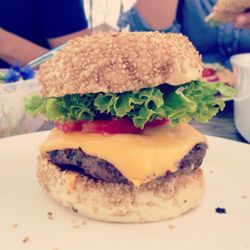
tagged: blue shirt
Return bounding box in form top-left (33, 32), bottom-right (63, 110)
top-left (118, 0), bottom-right (250, 68)
top-left (0, 0), bottom-right (88, 68)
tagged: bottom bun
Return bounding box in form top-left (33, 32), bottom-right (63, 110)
top-left (37, 153), bottom-right (205, 223)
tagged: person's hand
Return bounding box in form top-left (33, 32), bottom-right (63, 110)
top-left (235, 12), bottom-right (250, 29)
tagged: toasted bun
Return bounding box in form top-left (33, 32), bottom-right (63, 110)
top-left (37, 153), bottom-right (205, 223)
top-left (39, 32), bottom-right (202, 97)
top-left (206, 0), bottom-right (250, 23)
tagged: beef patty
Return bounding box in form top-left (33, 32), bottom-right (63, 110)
top-left (48, 143), bottom-right (207, 184)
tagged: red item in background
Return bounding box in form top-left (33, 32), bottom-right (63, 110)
top-left (202, 68), bottom-right (215, 77)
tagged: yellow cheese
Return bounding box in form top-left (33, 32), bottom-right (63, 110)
top-left (40, 123), bottom-right (206, 186)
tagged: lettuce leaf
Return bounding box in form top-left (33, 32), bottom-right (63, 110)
top-left (24, 80), bottom-right (237, 129)
top-left (208, 18), bottom-right (220, 27)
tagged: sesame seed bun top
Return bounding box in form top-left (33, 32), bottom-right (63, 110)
top-left (206, 0), bottom-right (250, 23)
top-left (39, 32), bottom-right (202, 97)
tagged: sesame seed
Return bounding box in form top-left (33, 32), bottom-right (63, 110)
top-left (22, 237), bottom-right (30, 243)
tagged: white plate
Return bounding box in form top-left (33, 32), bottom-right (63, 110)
top-left (0, 132), bottom-right (250, 250)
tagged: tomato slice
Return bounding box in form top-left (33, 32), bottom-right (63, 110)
top-left (54, 121), bottom-right (83, 133)
top-left (55, 118), bottom-right (168, 134)
top-left (81, 118), bottom-right (141, 134)
top-left (145, 118), bottom-right (168, 128)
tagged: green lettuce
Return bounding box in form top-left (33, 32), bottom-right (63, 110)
top-left (208, 18), bottom-right (220, 27)
top-left (25, 81), bottom-right (237, 129)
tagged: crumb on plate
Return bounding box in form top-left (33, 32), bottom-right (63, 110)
top-left (47, 211), bottom-right (54, 220)
top-left (22, 236), bottom-right (30, 243)
top-left (168, 225), bottom-right (175, 230)
top-left (215, 207), bottom-right (226, 214)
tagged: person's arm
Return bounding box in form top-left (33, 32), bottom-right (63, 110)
top-left (40, 0), bottom-right (89, 47)
top-left (0, 0), bottom-right (89, 66)
top-left (235, 12), bottom-right (250, 29)
top-left (0, 28), bottom-right (90, 66)
top-left (0, 28), bottom-right (48, 66)
top-left (48, 29), bottom-right (90, 48)
top-left (135, 0), bottom-right (179, 30)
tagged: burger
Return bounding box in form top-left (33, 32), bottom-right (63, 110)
top-left (25, 32), bottom-right (236, 223)
top-left (206, 0), bottom-right (250, 24)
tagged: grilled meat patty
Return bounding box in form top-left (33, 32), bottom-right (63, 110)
top-left (48, 143), bottom-right (207, 184)
top-left (48, 149), bottom-right (128, 184)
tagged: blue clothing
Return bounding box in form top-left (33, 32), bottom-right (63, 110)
top-left (0, 0), bottom-right (88, 68)
top-left (118, 0), bottom-right (250, 68)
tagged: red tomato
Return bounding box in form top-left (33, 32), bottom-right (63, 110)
top-left (54, 121), bottom-right (83, 133)
top-left (202, 68), bottom-right (215, 77)
top-left (55, 118), bottom-right (168, 134)
top-left (81, 118), bottom-right (141, 134)
top-left (145, 118), bottom-right (168, 128)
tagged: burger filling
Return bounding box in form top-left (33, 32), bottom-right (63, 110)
top-left (25, 81), bottom-right (236, 134)
top-left (25, 80), bottom-right (234, 186)
top-left (48, 143), bottom-right (207, 185)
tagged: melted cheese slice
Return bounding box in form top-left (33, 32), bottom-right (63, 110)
top-left (40, 124), bottom-right (206, 187)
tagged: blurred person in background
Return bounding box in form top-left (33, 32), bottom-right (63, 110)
top-left (0, 0), bottom-right (88, 68)
top-left (118, 0), bottom-right (250, 68)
